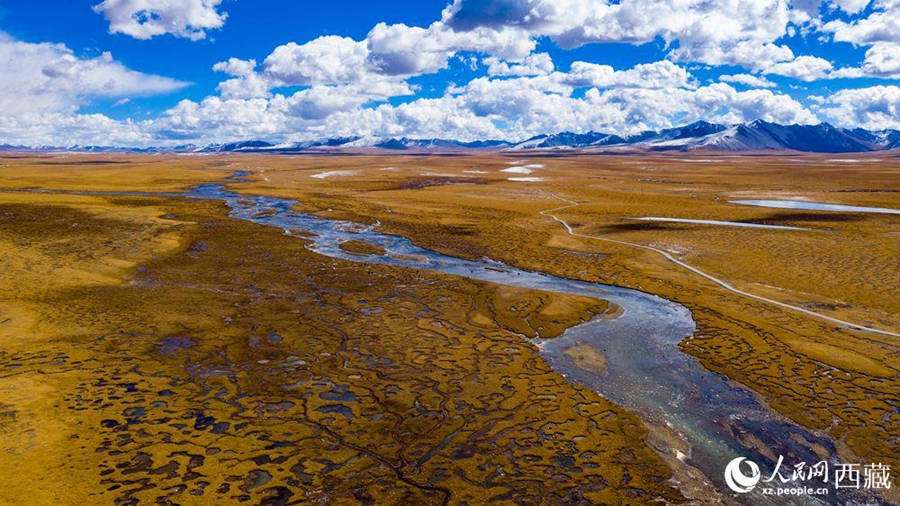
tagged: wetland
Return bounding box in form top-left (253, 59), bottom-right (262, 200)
top-left (0, 152), bottom-right (897, 505)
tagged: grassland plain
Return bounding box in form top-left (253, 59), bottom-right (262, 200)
top-left (0, 152), bottom-right (897, 504)
top-left (0, 156), bottom-right (677, 504)
top-left (227, 153), bottom-right (900, 485)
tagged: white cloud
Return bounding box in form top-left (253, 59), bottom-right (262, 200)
top-left (449, 75), bottom-right (573, 121)
top-left (10, 0), bottom-right (900, 146)
top-left (153, 96), bottom-right (290, 142)
top-left (859, 43), bottom-right (900, 77)
top-left (812, 1), bottom-right (900, 78)
top-left (0, 71), bottom-right (821, 147)
top-left (213, 57), bottom-right (257, 77)
top-left (828, 0), bottom-right (872, 14)
top-left (140, 0), bottom-right (886, 147)
top-left (317, 96), bottom-right (505, 141)
top-left (219, 37), bottom-right (419, 116)
top-left (365, 23), bottom-right (455, 76)
top-left (244, 24), bottom-right (536, 115)
top-left (720, 73), bottom-right (777, 88)
top-left (0, 39), bottom-right (819, 147)
top-left (285, 82), bottom-right (414, 120)
top-left (93, 0), bottom-right (227, 41)
top-left (823, 0), bottom-right (900, 46)
top-left (682, 41), bottom-right (796, 71)
top-left (442, 0), bottom-right (798, 70)
top-left (366, 22), bottom-right (534, 77)
top-left (0, 33), bottom-right (187, 116)
top-left (213, 58), bottom-right (272, 99)
top-left (564, 60), bottom-right (694, 89)
top-left (146, 70), bottom-right (788, 144)
top-left (0, 112), bottom-right (149, 146)
top-left (437, 0), bottom-right (895, 81)
top-left (485, 52), bottom-right (554, 76)
top-left (695, 83), bottom-right (818, 124)
top-left (764, 55), bottom-right (834, 80)
top-left (817, 85), bottom-right (900, 129)
top-left (0, 33), bottom-right (185, 146)
top-left (263, 36), bottom-right (372, 86)
top-left (322, 79), bottom-right (816, 141)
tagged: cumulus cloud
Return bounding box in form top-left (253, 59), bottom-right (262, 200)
top-left (764, 55), bottom-right (834, 80)
top-left (438, 0), bottom-right (897, 81)
top-left (365, 23), bottom-right (457, 76)
top-left (212, 57), bottom-right (257, 77)
top-left (485, 53), bottom-right (554, 76)
top-left (286, 82), bottom-right (414, 120)
top-left (9, 0), bottom-right (900, 146)
top-left (0, 112), bottom-right (150, 146)
top-left (213, 58), bottom-right (272, 99)
top-left (209, 36), bottom-right (419, 118)
top-left (817, 85), bottom-right (900, 129)
top-left (720, 73), bottom-right (777, 88)
top-left (153, 96), bottom-right (290, 142)
top-left (325, 97), bottom-right (504, 141)
top-left (442, 0), bottom-right (798, 70)
top-left (859, 43), bottom-right (900, 77)
top-left (0, 33), bottom-right (187, 116)
top-left (0, 33), bottom-right (187, 146)
top-left (131, 64), bottom-right (820, 146)
top-left (366, 21), bottom-right (534, 77)
top-left (93, 0), bottom-right (227, 40)
top-left (804, 1), bottom-right (900, 78)
top-left (564, 60), bottom-right (694, 89)
top-left (823, 0), bottom-right (899, 46)
top-left (264, 36), bottom-right (372, 86)
top-left (828, 0), bottom-right (873, 14)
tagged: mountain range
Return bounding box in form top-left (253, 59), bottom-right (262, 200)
top-left (3, 120), bottom-right (899, 154)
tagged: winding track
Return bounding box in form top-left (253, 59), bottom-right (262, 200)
top-left (540, 193), bottom-right (900, 339)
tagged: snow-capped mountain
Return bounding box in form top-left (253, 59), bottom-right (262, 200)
top-left (3, 121), bottom-right (899, 154)
top-left (626, 120), bottom-right (873, 152)
top-left (501, 120), bottom-right (897, 153)
top-left (334, 137), bottom-right (511, 150)
top-left (508, 131), bottom-right (625, 150)
top-left (843, 128), bottom-right (900, 150)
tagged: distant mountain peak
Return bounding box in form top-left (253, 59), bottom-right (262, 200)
top-left (2, 120), bottom-right (898, 154)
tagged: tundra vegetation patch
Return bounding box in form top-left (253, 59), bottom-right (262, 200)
top-left (0, 153), bottom-right (897, 504)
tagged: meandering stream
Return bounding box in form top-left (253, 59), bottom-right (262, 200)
top-left (187, 181), bottom-right (880, 505)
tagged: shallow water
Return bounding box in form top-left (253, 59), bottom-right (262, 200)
top-left (187, 182), bottom-right (878, 505)
top-left (633, 217), bottom-right (808, 230)
top-left (733, 199), bottom-right (900, 215)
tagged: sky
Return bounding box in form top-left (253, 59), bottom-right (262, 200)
top-left (1, 0), bottom-right (899, 146)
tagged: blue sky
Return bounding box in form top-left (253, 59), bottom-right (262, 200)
top-left (0, 1), bottom-right (449, 116)
top-left (0, 0), bottom-right (899, 146)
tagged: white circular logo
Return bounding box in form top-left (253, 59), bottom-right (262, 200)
top-left (725, 457), bottom-right (761, 493)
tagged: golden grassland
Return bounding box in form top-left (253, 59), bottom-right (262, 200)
top-left (338, 239), bottom-right (388, 256)
top-left (0, 162), bottom-right (678, 504)
top-left (0, 152), bottom-right (898, 504)
top-left (224, 152), bottom-right (900, 470)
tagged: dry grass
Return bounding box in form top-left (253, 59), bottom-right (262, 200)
top-left (0, 151), bottom-right (897, 503)
top-left (0, 167), bottom-right (679, 504)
